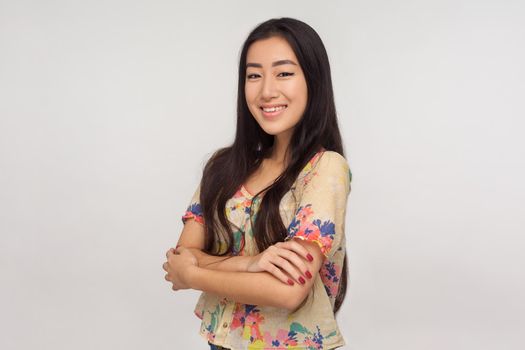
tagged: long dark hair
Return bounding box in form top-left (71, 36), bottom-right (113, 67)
top-left (198, 17), bottom-right (349, 314)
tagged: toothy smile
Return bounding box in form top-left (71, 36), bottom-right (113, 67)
top-left (260, 105), bottom-right (287, 112)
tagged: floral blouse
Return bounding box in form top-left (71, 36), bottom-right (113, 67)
top-left (181, 149), bottom-right (352, 350)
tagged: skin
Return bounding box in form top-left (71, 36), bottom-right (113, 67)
top-left (244, 35), bottom-right (308, 166)
top-left (162, 36), bottom-right (325, 311)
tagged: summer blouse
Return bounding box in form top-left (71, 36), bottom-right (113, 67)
top-left (181, 149), bottom-right (352, 350)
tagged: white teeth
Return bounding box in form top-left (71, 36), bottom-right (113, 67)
top-left (262, 105), bottom-right (286, 112)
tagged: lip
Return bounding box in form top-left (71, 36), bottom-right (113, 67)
top-left (260, 104), bottom-right (287, 108)
top-left (260, 104), bottom-right (287, 120)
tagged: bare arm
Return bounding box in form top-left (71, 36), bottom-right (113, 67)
top-left (175, 219), bottom-right (252, 272)
top-left (176, 239), bottom-right (324, 311)
top-left (187, 267), bottom-right (296, 309)
top-left (186, 248), bottom-right (251, 272)
top-left (176, 219), bottom-right (311, 280)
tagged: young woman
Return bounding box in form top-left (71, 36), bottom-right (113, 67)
top-left (163, 17), bottom-right (352, 350)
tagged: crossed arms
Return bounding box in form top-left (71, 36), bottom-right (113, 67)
top-left (162, 219), bottom-right (324, 311)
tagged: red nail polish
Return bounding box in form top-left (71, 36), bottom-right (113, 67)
top-left (305, 271), bottom-right (312, 279)
top-left (299, 276), bottom-right (305, 284)
top-left (307, 254), bottom-right (313, 262)
top-left (287, 279), bottom-right (294, 285)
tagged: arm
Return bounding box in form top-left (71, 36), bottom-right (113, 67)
top-left (175, 218), bottom-right (252, 272)
top-left (176, 184), bottom-right (308, 277)
top-left (168, 151), bottom-right (349, 308)
top-left (186, 248), bottom-right (251, 272)
top-left (177, 152), bottom-right (350, 309)
top-left (176, 219), bottom-right (311, 279)
top-left (177, 239), bottom-right (324, 311)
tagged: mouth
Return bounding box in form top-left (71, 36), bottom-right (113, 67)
top-left (260, 104), bottom-right (287, 119)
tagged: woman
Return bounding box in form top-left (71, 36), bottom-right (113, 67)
top-left (163, 17), bottom-right (352, 350)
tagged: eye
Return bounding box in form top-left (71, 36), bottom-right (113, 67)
top-left (246, 73), bottom-right (260, 79)
top-left (278, 72), bottom-right (294, 77)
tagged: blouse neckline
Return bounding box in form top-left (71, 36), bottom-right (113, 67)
top-left (240, 184), bottom-right (256, 199)
top-left (239, 148), bottom-right (326, 200)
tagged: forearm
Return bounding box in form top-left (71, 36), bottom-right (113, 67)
top-left (187, 248), bottom-right (250, 272)
top-left (184, 265), bottom-right (304, 310)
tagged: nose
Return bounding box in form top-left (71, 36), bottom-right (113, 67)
top-left (261, 75), bottom-right (279, 100)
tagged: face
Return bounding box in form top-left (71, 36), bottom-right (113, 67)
top-left (244, 36), bottom-right (308, 140)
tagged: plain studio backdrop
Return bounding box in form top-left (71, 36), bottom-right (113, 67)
top-left (1, 0), bottom-right (524, 349)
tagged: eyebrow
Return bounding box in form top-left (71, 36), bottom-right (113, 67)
top-left (246, 59), bottom-right (298, 68)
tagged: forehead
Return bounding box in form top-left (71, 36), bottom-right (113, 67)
top-left (246, 36), bottom-right (298, 65)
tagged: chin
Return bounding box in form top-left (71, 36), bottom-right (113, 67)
top-left (259, 127), bottom-right (281, 136)
top-left (261, 126), bottom-right (293, 136)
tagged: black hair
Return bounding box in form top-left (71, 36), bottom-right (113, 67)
top-left (198, 17), bottom-right (349, 314)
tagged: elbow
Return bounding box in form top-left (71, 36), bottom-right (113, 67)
top-left (280, 286), bottom-right (310, 312)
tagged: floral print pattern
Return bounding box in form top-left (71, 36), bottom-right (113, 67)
top-left (319, 260), bottom-right (342, 298)
top-left (229, 303), bottom-right (339, 349)
top-left (182, 202), bottom-right (204, 225)
top-left (286, 204), bottom-right (336, 257)
top-left (181, 150), bottom-right (352, 350)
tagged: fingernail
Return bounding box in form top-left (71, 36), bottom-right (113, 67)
top-left (299, 277), bottom-right (305, 284)
top-left (307, 254), bottom-right (314, 262)
top-left (305, 271), bottom-right (312, 279)
top-left (287, 279), bottom-right (294, 286)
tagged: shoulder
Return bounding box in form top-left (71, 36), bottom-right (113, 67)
top-left (299, 150), bottom-right (346, 174)
top-left (295, 150), bottom-right (351, 192)
top-left (316, 151), bottom-right (348, 168)
top-left (312, 151), bottom-right (351, 180)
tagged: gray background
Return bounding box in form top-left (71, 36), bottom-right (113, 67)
top-left (1, 0), bottom-right (524, 349)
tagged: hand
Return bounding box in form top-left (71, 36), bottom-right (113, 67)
top-left (163, 246), bottom-right (198, 291)
top-left (246, 240), bottom-right (314, 285)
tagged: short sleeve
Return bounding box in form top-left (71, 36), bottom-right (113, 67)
top-left (181, 183), bottom-right (205, 226)
top-left (285, 151), bottom-right (351, 258)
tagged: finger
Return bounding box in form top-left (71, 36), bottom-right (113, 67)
top-left (271, 256), bottom-right (305, 285)
top-left (166, 248), bottom-right (175, 259)
top-left (262, 260), bottom-right (295, 286)
top-left (276, 247), bottom-right (312, 280)
top-left (282, 239), bottom-right (313, 262)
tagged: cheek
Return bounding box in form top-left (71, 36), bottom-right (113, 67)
top-left (244, 90), bottom-right (254, 110)
top-left (289, 83), bottom-right (308, 121)
top-left (245, 87), bottom-right (258, 108)
top-left (288, 80), bottom-right (308, 104)
top-left (245, 83), bottom-right (257, 100)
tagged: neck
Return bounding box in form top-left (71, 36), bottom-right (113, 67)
top-left (269, 130), bottom-right (293, 166)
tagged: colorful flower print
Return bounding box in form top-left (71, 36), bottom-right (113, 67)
top-left (182, 202), bottom-right (204, 225)
top-left (320, 261), bottom-right (342, 298)
top-left (182, 150), bottom-right (350, 350)
top-left (231, 304), bottom-right (265, 342)
top-left (287, 204), bottom-right (336, 256)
